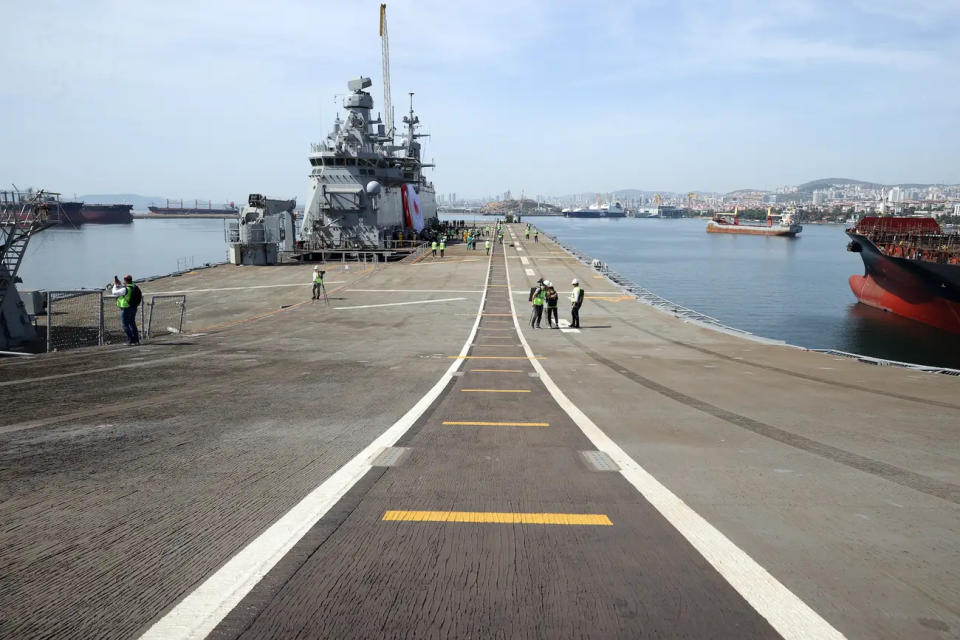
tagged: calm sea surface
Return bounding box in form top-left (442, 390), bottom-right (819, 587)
top-left (448, 214), bottom-right (960, 369)
top-left (19, 218), bottom-right (228, 292)
top-left (20, 216), bottom-right (960, 368)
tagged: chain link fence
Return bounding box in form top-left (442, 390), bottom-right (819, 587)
top-left (43, 291), bottom-right (104, 352)
top-left (33, 291), bottom-right (186, 352)
top-left (146, 295), bottom-right (186, 338)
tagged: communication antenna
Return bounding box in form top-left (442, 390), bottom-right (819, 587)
top-left (380, 4), bottom-right (394, 140)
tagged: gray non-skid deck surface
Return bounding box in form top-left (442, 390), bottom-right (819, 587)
top-left (212, 246), bottom-right (779, 639)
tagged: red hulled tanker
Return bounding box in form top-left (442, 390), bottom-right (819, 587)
top-left (846, 216), bottom-right (960, 334)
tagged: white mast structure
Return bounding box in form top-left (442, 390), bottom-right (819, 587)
top-left (380, 4), bottom-right (394, 143)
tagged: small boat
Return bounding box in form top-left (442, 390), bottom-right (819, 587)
top-left (706, 207), bottom-right (802, 237)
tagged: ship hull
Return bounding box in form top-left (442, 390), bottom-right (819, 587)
top-left (80, 204), bottom-right (133, 224)
top-left (148, 207), bottom-right (238, 215)
top-left (563, 210), bottom-right (625, 219)
top-left (706, 221), bottom-right (800, 236)
top-left (847, 231), bottom-right (960, 334)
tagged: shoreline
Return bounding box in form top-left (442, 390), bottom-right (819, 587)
top-left (536, 227), bottom-right (960, 375)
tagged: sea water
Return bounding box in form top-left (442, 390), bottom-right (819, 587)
top-left (450, 215), bottom-right (960, 369)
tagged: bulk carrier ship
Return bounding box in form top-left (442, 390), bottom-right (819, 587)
top-left (148, 199), bottom-right (238, 216)
top-left (846, 216), bottom-right (960, 334)
top-left (707, 207), bottom-right (802, 237)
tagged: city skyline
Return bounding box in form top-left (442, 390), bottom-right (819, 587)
top-left (2, 0), bottom-right (959, 200)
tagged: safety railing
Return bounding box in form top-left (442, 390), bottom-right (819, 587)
top-left (43, 290), bottom-right (105, 352)
top-left (147, 295), bottom-right (187, 338)
top-left (808, 349), bottom-right (960, 375)
top-left (36, 291), bottom-right (185, 352)
top-left (399, 242), bottom-right (430, 264)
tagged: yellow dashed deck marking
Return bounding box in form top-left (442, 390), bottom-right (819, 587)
top-left (481, 313), bottom-right (515, 317)
top-left (383, 511), bottom-right (612, 525)
top-left (469, 369), bottom-right (524, 372)
top-left (448, 356), bottom-right (544, 360)
top-left (460, 388), bottom-right (531, 393)
top-left (585, 295), bottom-right (634, 302)
top-left (442, 420), bottom-right (550, 427)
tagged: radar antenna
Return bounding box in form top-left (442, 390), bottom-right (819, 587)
top-left (380, 4), bottom-right (394, 140)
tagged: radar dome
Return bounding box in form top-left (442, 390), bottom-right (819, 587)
top-left (366, 181), bottom-right (382, 195)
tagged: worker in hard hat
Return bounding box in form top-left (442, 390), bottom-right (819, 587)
top-left (570, 278), bottom-right (584, 328)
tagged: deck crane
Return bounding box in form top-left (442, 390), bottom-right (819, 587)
top-left (380, 3), bottom-right (394, 141)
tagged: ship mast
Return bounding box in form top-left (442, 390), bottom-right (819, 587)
top-left (380, 4), bottom-right (394, 141)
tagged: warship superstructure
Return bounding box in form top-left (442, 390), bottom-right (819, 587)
top-left (300, 77), bottom-right (438, 250)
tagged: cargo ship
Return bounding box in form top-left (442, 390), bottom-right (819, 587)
top-left (563, 200), bottom-right (626, 218)
top-left (148, 199), bottom-right (239, 216)
top-left (707, 207), bottom-right (802, 236)
top-left (846, 216), bottom-right (960, 334)
top-left (1, 190), bottom-right (82, 225)
top-left (79, 203), bottom-right (133, 224)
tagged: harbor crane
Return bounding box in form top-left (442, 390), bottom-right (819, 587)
top-left (1, 190), bottom-right (54, 350)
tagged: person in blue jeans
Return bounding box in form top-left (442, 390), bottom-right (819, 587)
top-left (112, 274), bottom-right (142, 345)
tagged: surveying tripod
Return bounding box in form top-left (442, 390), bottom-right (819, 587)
top-left (313, 270), bottom-right (329, 306)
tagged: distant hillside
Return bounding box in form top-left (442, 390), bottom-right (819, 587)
top-left (794, 178), bottom-right (883, 193)
top-left (725, 188), bottom-right (767, 195)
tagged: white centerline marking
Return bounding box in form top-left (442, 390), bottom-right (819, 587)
top-left (520, 256), bottom-right (530, 265)
top-left (333, 297), bottom-right (467, 310)
top-left (347, 289), bottom-right (482, 293)
top-left (138, 249), bottom-right (496, 640)
top-left (525, 268), bottom-right (536, 276)
top-left (501, 249), bottom-right (844, 640)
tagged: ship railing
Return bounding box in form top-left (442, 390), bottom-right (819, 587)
top-left (399, 242), bottom-right (430, 264)
top-left (808, 349), bottom-right (960, 376)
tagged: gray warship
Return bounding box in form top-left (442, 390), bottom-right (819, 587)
top-left (299, 77), bottom-right (439, 250)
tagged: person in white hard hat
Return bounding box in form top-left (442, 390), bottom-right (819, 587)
top-left (543, 280), bottom-right (559, 328)
top-left (570, 278), bottom-right (584, 328)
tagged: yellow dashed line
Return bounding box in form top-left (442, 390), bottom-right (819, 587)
top-left (442, 421), bottom-right (549, 427)
top-left (460, 389), bottom-right (531, 393)
top-left (383, 511), bottom-right (612, 525)
top-left (481, 313), bottom-right (515, 317)
top-left (585, 295), bottom-right (634, 302)
top-left (449, 356), bottom-right (544, 360)
top-left (469, 369), bottom-right (524, 372)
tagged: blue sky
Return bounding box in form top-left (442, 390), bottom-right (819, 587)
top-left (2, 0), bottom-right (958, 201)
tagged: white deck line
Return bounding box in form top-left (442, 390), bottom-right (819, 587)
top-left (148, 282), bottom-right (345, 295)
top-left (138, 250), bottom-right (495, 640)
top-left (501, 246), bottom-right (845, 640)
top-left (333, 297), bottom-right (467, 310)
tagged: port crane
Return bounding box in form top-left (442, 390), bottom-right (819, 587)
top-left (1, 189), bottom-right (54, 350)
